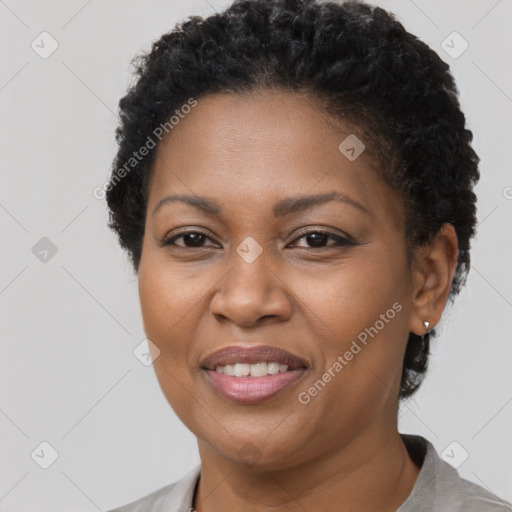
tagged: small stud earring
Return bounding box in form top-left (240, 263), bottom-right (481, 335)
top-left (423, 321), bottom-right (431, 333)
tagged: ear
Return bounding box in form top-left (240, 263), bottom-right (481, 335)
top-left (408, 223), bottom-right (459, 336)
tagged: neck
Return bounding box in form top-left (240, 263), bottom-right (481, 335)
top-left (193, 426), bottom-right (421, 512)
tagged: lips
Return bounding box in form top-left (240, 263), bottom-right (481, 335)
top-left (199, 345), bottom-right (309, 404)
top-left (199, 345), bottom-right (309, 371)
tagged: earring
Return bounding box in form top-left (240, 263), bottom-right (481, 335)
top-left (423, 321), bottom-right (431, 333)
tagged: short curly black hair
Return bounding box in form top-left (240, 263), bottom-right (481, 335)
top-left (105, 0), bottom-right (480, 399)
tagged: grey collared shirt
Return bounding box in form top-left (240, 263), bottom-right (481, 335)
top-left (107, 434), bottom-right (511, 512)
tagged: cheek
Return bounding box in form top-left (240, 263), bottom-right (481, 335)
top-left (138, 249), bottom-right (202, 342)
top-left (297, 249), bottom-right (409, 401)
top-left (298, 252), bottom-right (406, 343)
top-left (138, 256), bottom-right (205, 422)
top-left (138, 270), bottom-right (177, 342)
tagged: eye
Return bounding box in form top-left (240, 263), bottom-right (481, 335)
top-left (161, 229), bottom-right (355, 250)
top-left (161, 230), bottom-right (216, 249)
top-left (288, 230), bottom-right (355, 249)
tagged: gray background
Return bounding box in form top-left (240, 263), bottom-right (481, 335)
top-left (0, 0), bottom-right (510, 510)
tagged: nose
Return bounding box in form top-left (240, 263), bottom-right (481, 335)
top-left (209, 246), bottom-right (293, 327)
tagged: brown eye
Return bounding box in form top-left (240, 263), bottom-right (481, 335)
top-left (290, 230), bottom-right (355, 249)
top-left (162, 231), bottom-right (214, 248)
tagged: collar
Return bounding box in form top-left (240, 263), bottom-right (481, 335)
top-left (157, 434), bottom-right (504, 511)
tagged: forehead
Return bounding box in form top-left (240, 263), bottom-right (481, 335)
top-left (154, 89), bottom-right (374, 168)
top-left (148, 90), bottom-right (403, 230)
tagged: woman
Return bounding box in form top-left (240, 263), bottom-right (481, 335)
top-left (105, 0), bottom-right (511, 510)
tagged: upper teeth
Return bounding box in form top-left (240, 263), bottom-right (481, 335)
top-left (215, 362), bottom-right (289, 377)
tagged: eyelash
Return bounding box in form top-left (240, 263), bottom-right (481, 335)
top-left (161, 229), bottom-right (355, 250)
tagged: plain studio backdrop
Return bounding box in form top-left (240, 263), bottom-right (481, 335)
top-left (0, 0), bottom-right (510, 510)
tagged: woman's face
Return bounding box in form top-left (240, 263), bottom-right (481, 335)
top-left (138, 90), bottom-right (419, 470)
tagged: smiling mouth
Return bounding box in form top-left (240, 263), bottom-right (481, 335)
top-left (199, 344), bottom-right (309, 404)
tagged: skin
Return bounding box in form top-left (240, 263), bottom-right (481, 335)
top-left (137, 89), bottom-right (459, 511)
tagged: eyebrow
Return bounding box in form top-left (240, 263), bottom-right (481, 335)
top-left (152, 191), bottom-right (370, 218)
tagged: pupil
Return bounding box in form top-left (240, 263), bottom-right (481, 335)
top-left (307, 233), bottom-right (328, 247)
top-left (185, 233), bottom-right (204, 247)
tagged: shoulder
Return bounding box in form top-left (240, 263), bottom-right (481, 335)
top-left (105, 465), bottom-right (201, 512)
top-left (458, 477), bottom-right (512, 511)
top-left (399, 434), bottom-right (511, 512)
